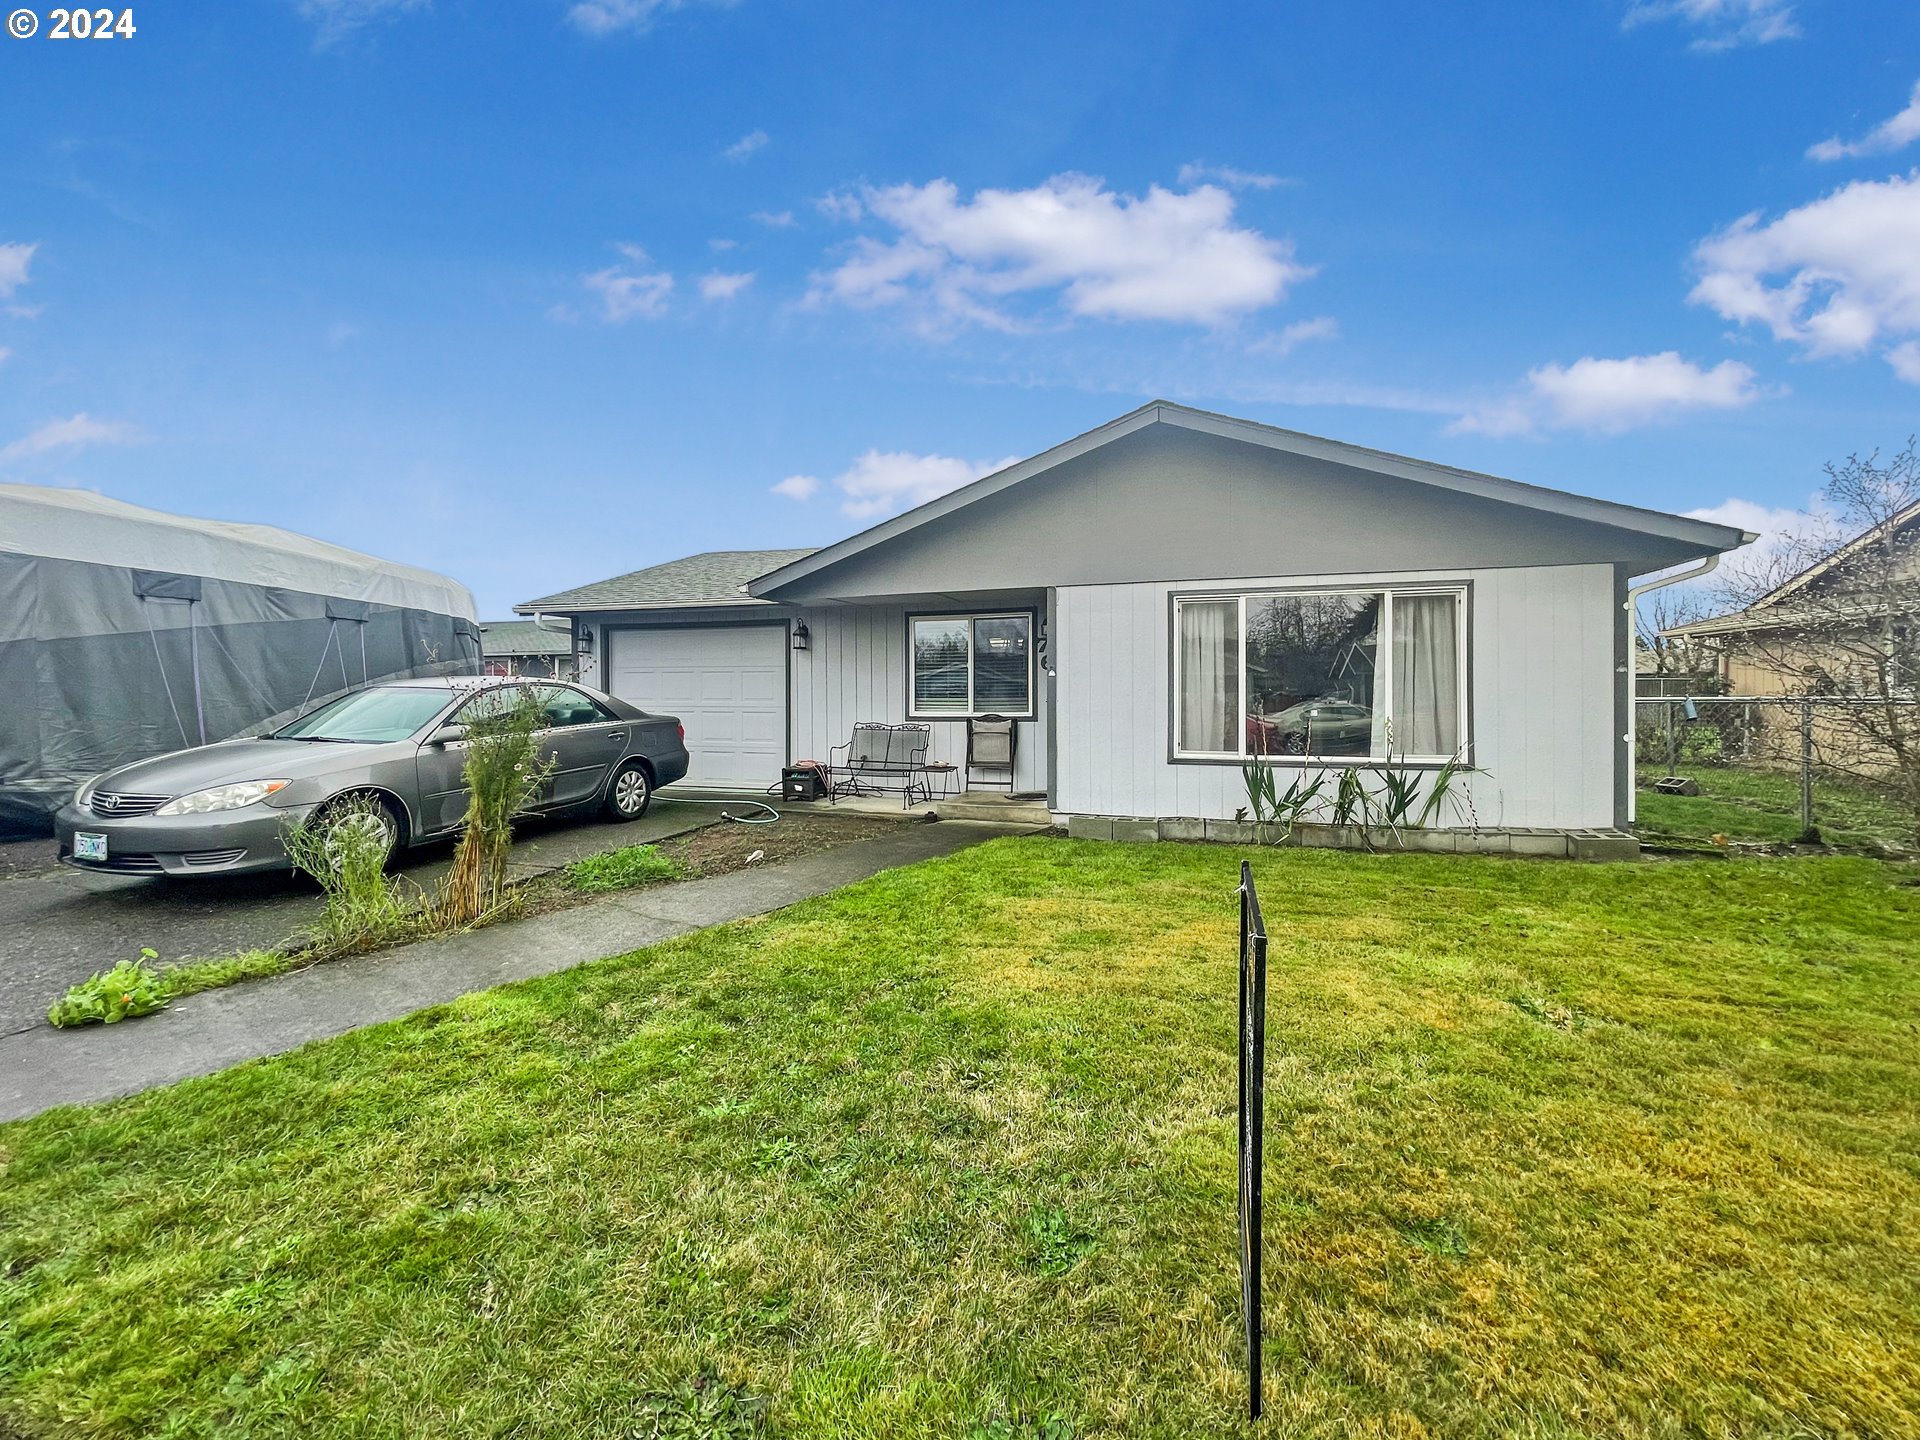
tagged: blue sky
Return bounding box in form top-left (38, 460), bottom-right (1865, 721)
top-left (3, 0), bottom-right (1919, 617)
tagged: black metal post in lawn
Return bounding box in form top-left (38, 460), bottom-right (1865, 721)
top-left (1237, 859), bottom-right (1268, 1421)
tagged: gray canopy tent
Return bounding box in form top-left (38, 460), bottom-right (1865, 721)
top-left (0, 484), bottom-right (481, 831)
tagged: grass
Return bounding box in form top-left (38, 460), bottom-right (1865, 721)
top-left (3, 838), bottom-right (1918, 1436)
top-left (1636, 762), bottom-right (1914, 851)
top-left (562, 842), bottom-right (686, 894)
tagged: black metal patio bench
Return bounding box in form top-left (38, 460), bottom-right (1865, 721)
top-left (827, 722), bottom-right (939, 808)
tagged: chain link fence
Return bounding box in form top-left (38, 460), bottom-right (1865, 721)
top-left (1634, 696), bottom-right (1918, 853)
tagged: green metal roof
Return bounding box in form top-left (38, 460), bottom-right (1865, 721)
top-left (514, 548), bottom-right (818, 615)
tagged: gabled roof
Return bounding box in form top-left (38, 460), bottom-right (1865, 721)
top-left (1741, 499), bottom-right (1919, 613)
top-left (1664, 500), bottom-right (1920, 640)
top-left (749, 400), bottom-right (1755, 598)
top-left (515, 548), bottom-right (817, 615)
top-left (479, 620), bottom-right (573, 656)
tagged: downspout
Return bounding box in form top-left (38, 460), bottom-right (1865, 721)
top-left (1622, 554), bottom-right (1720, 824)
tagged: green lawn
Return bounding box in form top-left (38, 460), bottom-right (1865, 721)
top-left (3, 839), bottom-right (1917, 1438)
top-left (1636, 762), bottom-right (1914, 851)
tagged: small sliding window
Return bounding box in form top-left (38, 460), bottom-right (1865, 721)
top-left (908, 613), bottom-right (1034, 719)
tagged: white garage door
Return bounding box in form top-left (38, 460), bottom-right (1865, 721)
top-left (608, 625), bottom-right (787, 790)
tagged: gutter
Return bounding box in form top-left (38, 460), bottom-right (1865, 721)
top-left (1622, 553), bottom-right (1722, 823)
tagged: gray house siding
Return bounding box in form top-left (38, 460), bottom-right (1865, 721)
top-left (1054, 563), bottom-right (1618, 829)
top-left (758, 422), bottom-right (1725, 605)
top-left (573, 601), bottom-right (1050, 795)
top-left (789, 600), bottom-right (1050, 794)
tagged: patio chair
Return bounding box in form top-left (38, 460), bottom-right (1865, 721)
top-left (966, 714), bottom-right (1016, 793)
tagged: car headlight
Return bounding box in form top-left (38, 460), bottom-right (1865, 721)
top-left (155, 780), bottom-right (291, 816)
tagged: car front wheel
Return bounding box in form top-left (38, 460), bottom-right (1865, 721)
top-left (311, 794), bottom-right (402, 873)
top-left (603, 761), bottom-right (652, 821)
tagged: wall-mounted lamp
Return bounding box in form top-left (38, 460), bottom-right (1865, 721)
top-left (574, 628), bottom-right (593, 654)
top-left (791, 620), bottom-right (810, 652)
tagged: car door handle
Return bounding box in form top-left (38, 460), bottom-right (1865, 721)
top-left (606, 730), bottom-right (627, 743)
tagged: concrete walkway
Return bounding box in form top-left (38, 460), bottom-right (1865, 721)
top-left (0, 819), bottom-right (1027, 1123)
top-left (0, 807), bottom-right (714, 1040)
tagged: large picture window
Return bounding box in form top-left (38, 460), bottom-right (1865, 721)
top-left (910, 613), bottom-right (1034, 718)
top-left (1174, 588), bottom-right (1464, 762)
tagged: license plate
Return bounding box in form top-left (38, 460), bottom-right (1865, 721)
top-left (73, 831), bottom-right (108, 862)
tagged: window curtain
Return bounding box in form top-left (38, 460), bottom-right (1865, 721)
top-left (1391, 594), bottom-right (1460, 756)
top-left (1178, 601), bottom-right (1239, 753)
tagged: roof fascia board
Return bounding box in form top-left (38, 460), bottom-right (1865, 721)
top-left (748, 400), bottom-right (1754, 598)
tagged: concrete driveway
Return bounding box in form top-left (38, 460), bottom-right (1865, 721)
top-left (0, 805), bottom-right (710, 1039)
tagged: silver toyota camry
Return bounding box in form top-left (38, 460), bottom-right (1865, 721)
top-left (53, 676), bottom-right (690, 878)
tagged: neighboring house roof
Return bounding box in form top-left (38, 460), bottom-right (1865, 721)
top-left (515, 549), bottom-right (818, 615)
top-left (748, 400), bottom-right (1756, 600)
top-left (1665, 500), bottom-right (1920, 640)
top-left (479, 620), bottom-right (573, 657)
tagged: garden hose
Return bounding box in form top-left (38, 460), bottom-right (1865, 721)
top-left (654, 795), bottom-right (782, 825)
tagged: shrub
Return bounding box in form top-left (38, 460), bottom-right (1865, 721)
top-left (48, 950), bottom-right (169, 1027)
top-left (566, 844), bottom-right (684, 894)
top-left (438, 690), bottom-right (553, 926)
top-left (284, 795), bottom-right (419, 953)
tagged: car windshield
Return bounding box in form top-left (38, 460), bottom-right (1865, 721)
top-left (274, 687), bottom-right (452, 743)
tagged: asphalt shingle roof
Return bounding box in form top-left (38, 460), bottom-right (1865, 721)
top-left (479, 620), bottom-right (574, 656)
top-left (515, 549), bottom-right (818, 614)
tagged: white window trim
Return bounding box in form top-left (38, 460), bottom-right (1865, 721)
top-left (1171, 585), bottom-right (1468, 765)
top-left (907, 611), bottom-right (1036, 721)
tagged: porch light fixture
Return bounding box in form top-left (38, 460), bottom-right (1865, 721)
top-left (791, 620), bottom-right (810, 652)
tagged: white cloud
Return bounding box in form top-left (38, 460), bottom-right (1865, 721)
top-left (1890, 341), bottom-right (1920, 384)
top-left (793, 449), bottom-right (1026, 519)
top-left (1691, 171), bottom-right (1920, 380)
top-left (294, 0), bottom-right (428, 45)
top-left (0, 347), bottom-right (10, 365)
top-left (816, 191), bottom-right (863, 223)
top-left (1684, 495), bottom-right (1831, 577)
top-left (698, 270), bottom-right (755, 300)
top-left (723, 129), bottom-right (769, 162)
top-left (1451, 352), bottom-right (1761, 436)
top-left (708, 237), bottom-right (739, 251)
top-left (770, 473), bottom-right (819, 500)
top-left (808, 173), bottom-right (1310, 331)
top-left (0, 414), bottom-right (139, 466)
top-left (566, 0), bottom-right (708, 36)
top-left (751, 210), bottom-right (796, 228)
top-left (1623, 0), bottom-right (1798, 51)
top-left (1808, 80), bottom-right (1920, 162)
top-left (1246, 315), bottom-right (1338, 358)
top-left (1176, 163), bottom-right (1287, 191)
top-left (579, 244), bottom-right (673, 322)
top-left (0, 242), bottom-right (35, 299)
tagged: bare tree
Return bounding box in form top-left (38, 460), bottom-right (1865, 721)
top-left (1635, 584), bottom-right (1722, 685)
top-left (1712, 440), bottom-right (1920, 841)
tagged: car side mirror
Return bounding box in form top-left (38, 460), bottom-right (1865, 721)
top-left (427, 723), bottom-right (468, 747)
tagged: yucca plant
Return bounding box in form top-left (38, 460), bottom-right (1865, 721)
top-left (1273, 770), bottom-right (1328, 830)
top-left (1241, 759), bottom-right (1280, 825)
top-left (1377, 765), bottom-right (1425, 836)
top-left (1329, 766), bottom-right (1376, 841)
top-left (1417, 752), bottom-right (1480, 830)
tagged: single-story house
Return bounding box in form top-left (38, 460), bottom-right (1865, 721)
top-left (480, 619), bottom-right (579, 681)
top-left (517, 401), bottom-right (1751, 834)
